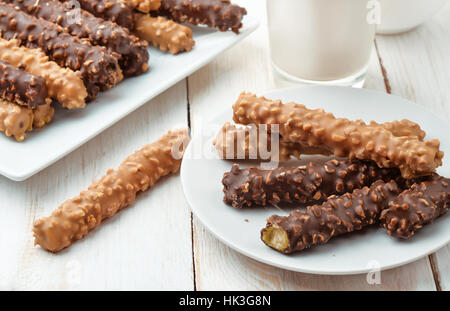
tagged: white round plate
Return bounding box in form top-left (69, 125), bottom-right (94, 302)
top-left (180, 86), bottom-right (450, 275)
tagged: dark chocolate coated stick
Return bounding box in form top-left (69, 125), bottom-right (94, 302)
top-left (0, 3), bottom-right (122, 100)
top-left (70, 0), bottom-right (135, 30)
top-left (380, 175), bottom-right (450, 239)
top-left (159, 0), bottom-right (247, 34)
top-left (0, 60), bottom-right (49, 108)
top-left (223, 159), bottom-right (403, 208)
top-left (261, 180), bottom-right (402, 253)
top-left (6, 0), bottom-right (149, 76)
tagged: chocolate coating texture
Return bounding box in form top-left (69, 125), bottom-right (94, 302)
top-left (223, 159), bottom-right (403, 208)
top-left (159, 0), bottom-right (247, 34)
top-left (6, 0), bottom-right (149, 76)
top-left (380, 175), bottom-right (450, 238)
top-left (0, 59), bottom-right (48, 108)
top-left (261, 180), bottom-right (402, 253)
top-left (0, 3), bottom-right (122, 100)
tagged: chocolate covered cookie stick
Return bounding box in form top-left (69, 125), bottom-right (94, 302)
top-left (261, 180), bottom-right (402, 253)
top-left (0, 3), bottom-right (122, 100)
top-left (223, 159), bottom-right (402, 208)
top-left (33, 128), bottom-right (190, 252)
top-left (134, 14), bottom-right (194, 54)
top-left (0, 38), bottom-right (87, 109)
top-left (159, 0), bottom-right (247, 33)
top-left (233, 92), bottom-right (443, 178)
top-left (0, 100), bottom-right (53, 141)
top-left (380, 175), bottom-right (450, 239)
top-left (6, 0), bottom-right (149, 76)
top-left (72, 0), bottom-right (135, 30)
top-left (214, 119), bottom-right (425, 161)
top-left (0, 60), bottom-right (50, 109)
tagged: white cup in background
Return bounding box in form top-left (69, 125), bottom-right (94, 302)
top-left (377, 0), bottom-right (447, 35)
top-left (267, 0), bottom-right (376, 87)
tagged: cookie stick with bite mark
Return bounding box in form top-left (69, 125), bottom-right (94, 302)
top-left (222, 159), bottom-right (403, 208)
top-left (6, 0), bottom-right (149, 77)
top-left (213, 119), bottom-right (426, 161)
top-left (380, 175), bottom-right (450, 239)
top-left (0, 60), bottom-right (50, 109)
top-left (0, 100), bottom-right (54, 141)
top-left (33, 128), bottom-right (190, 252)
top-left (0, 3), bottom-right (122, 100)
top-left (159, 0), bottom-right (247, 34)
top-left (0, 38), bottom-right (87, 109)
top-left (261, 180), bottom-right (402, 254)
top-left (134, 14), bottom-right (194, 54)
top-left (232, 92), bottom-right (443, 178)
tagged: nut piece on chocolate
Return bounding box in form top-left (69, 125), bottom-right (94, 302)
top-left (222, 159), bottom-right (403, 208)
top-left (380, 175), bottom-right (450, 239)
top-left (261, 180), bottom-right (402, 253)
top-left (0, 60), bottom-right (49, 109)
top-left (159, 0), bottom-right (247, 34)
top-left (6, 0), bottom-right (149, 77)
top-left (0, 3), bottom-right (122, 100)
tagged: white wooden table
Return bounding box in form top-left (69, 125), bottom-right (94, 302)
top-left (0, 1), bottom-right (449, 290)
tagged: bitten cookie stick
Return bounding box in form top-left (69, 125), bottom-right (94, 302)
top-left (33, 128), bottom-right (190, 252)
top-left (72, 0), bottom-right (135, 30)
top-left (380, 175), bottom-right (450, 239)
top-left (213, 120), bottom-right (426, 161)
top-left (7, 0), bottom-right (149, 76)
top-left (134, 14), bottom-right (194, 54)
top-left (232, 92), bottom-right (443, 178)
top-left (261, 180), bottom-right (401, 253)
top-left (0, 38), bottom-right (87, 109)
top-left (223, 159), bottom-right (402, 208)
top-left (0, 3), bottom-right (122, 100)
top-left (0, 60), bottom-right (50, 109)
top-left (0, 100), bottom-right (53, 141)
top-left (159, 0), bottom-right (247, 34)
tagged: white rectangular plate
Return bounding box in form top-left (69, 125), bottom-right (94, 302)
top-left (0, 16), bottom-right (258, 181)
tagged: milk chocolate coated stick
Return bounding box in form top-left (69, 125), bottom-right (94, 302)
top-left (6, 0), bottom-right (149, 76)
top-left (213, 119), bottom-right (426, 161)
top-left (223, 159), bottom-right (402, 208)
top-left (0, 100), bottom-right (53, 141)
top-left (380, 175), bottom-right (450, 239)
top-left (261, 180), bottom-right (401, 253)
top-left (0, 59), bottom-right (50, 109)
top-left (33, 128), bottom-right (190, 252)
top-left (0, 38), bottom-right (87, 109)
top-left (72, 0), bottom-right (135, 30)
top-left (159, 0), bottom-right (247, 33)
top-left (0, 3), bottom-right (122, 100)
top-left (134, 13), bottom-right (194, 54)
top-left (232, 92), bottom-right (443, 178)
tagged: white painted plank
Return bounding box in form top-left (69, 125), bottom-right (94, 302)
top-left (375, 3), bottom-right (450, 290)
top-left (188, 0), bottom-right (436, 290)
top-left (0, 81), bottom-right (193, 290)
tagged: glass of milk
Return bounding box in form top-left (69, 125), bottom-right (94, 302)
top-left (267, 0), bottom-right (377, 87)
